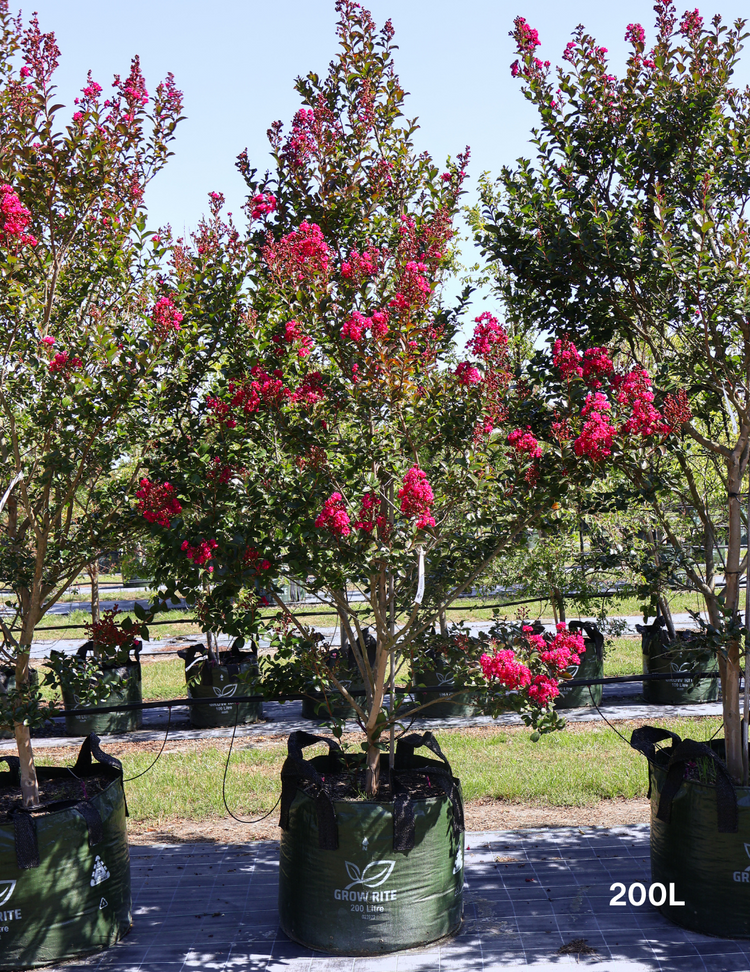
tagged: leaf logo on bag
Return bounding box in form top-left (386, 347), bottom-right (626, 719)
top-left (344, 859), bottom-right (395, 890)
top-left (213, 683), bottom-right (238, 699)
top-left (453, 847), bottom-right (464, 875)
top-left (435, 672), bottom-right (453, 686)
top-left (0, 881), bottom-right (16, 907)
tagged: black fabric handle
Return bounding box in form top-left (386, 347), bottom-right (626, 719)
top-left (393, 731), bottom-right (464, 851)
top-left (630, 726), bottom-right (682, 762)
top-left (73, 800), bottom-right (104, 847)
top-left (630, 726), bottom-right (682, 799)
top-left (657, 739), bottom-right (738, 834)
top-left (279, 731), bottom-right (341, 849)
top-left (568, 621), bottom-right (605, 661)
top-left (73, 733), bottom-right (123, 777)
top-left (10, 810), bottom-right (39, 869)
top-left (395, 731), bottom-right (450, 770)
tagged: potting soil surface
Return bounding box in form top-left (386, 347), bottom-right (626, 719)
top-left (46, 825), bottom-right (750, 972)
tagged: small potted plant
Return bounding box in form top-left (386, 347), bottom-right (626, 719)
top-left (49, 606), bottom-right (144, 736)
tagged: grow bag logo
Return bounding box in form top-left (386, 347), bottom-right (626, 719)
top-left (0, 882), bottom-right (15, 908)
top-left (345, 860), bottom-right (395, 890)
top-left (334, 860), bottom-right (398, 903)
top-left (213, 684), bottom-right (238, 699)
top-left (732, 844), bottom-right (750, 883)
top-left (90, 856), bottom-right (110, 887)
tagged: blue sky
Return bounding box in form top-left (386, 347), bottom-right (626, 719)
top-left (21, 0), bottom-right (750, 254)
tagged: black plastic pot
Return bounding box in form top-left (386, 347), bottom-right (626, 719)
top-left (61, 643), bottom-right (142, 736)
top-left (0, 734), bottom-right (131, 968)
top-left (278, 730), bottom-right (464, 954)
top-left (178, 643), bottom-right (262, 729)
top-left (555, 621), bottom-right (604, 709)
top-left (638, 620), bottom-right (719, 704)
top-left (631, 726), bottom-right (750, 938)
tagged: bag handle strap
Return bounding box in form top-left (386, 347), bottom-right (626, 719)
top-left (279, 731), bottom-right (342, 850)
top-left (73, 733), bottom-right (123, 777)
top-left (395, 731), bottom-right (450, 770)
top-left (630, 726), bottom-right (682, 763)
top-left (568, 621), bottom-right (605, 661)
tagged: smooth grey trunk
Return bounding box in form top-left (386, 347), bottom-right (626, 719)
top-left (87, 560), bottom-right (99, 624)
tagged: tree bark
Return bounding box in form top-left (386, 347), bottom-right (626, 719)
top-left (722, 449), bottom-right (746, 781)
top-left (87, 560), bottom-right (99, 624)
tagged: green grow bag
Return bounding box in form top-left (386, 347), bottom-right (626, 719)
top-left (639, 621), bottom-right (719, 705)
top-left (278, 730), bottom-right (464, 954)
top-left (0, 734), bottom-right (131, 968)
top-left (178, 643), bottom-right (262, 729)
top-left (412, 656), bottom-right (482, 719)
top-left (631, 726), bottom-right (750, 938)
top-left (62, 658), bottom-right (142, 737)
top-left (556, 621), bottom-right (604, 709)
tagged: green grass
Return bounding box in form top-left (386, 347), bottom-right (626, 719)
top-left (141, 658), bottom-right (188, 701)
top-left (603, 637), bottom-right (642, 678)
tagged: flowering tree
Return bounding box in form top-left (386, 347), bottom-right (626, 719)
top-left (0, 4), bottom-right (188, 806)
top-left (475, 2), bottom-right (750, 781)
top-left (139, 1), bottom-right (619, 798)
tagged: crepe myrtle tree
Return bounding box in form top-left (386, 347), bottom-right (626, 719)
top-left (473, 2), bottom-right (750, 781)
top-left (0, 4), bottom-right (191, 807)
top-left (136, 2), bottom-right (680, 797)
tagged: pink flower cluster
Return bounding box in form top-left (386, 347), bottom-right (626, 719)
top-left (291, 371), bottom-right (326, 408)
top-left (480, 649), bottom-right (532, 689)
top-left (467, 313), bottom-right (508, 359)
top-left (151, 296), bottom-right (183, 337)
top-left (507, 427), bottom-right (542, 459)
top-left (48, 351), bottom-right (83, 375)
top-left (538, 623), bottom-right (585, 672)
top-left (553, 338), bottom-right (583, 379)
top-left (514, 16), bottom-right (541, 52)
top-left (398, 466), bottom-right (435, 530)
top-left (625, 23), bottom-right (646, 46)
top-left (249, 193), bottom-right (276, 220)
top-left (574, 393), bottom-right (616, 461)
top-left (315, 492), bottom-right (351, 536)
top-left (679, 8), bottom-right (703, 38)
top-left (613, 370), bottom-right (667, 436)
top-left (40, 335), bottom-right (55, 347)
top-left (341, 309), bottom-right (389, 342)
top-left (455, 362), bottom-right (482, 386)
top-left (663, 389), bottom-right (692, 429)
top-left (527, 674), bottom-right (560, 705)
top-left (581, 347), bottom-right (614, 388)
top-left (207, 367), bottom-right (289, 426)
top-left (136, 479), bottom-right (182, 528)
top-left (0, 185), bottom-right (37, 248)
top-left (264, 221), bottom-right (330, 283)
top-left (181, 538), bottom-right (218, 567)
top-left (243, 546), bottom-right (271, 573)
top-left (353, 491), bottom-right (385, 535)
top-left (277, 319), bottom-right (313, 357)
top-left (341, 247), bottom-right (378, 282)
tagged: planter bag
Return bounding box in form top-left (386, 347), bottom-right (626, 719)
top-left (412, 654), bottom-right (483, 719)
top-left (556, 621), bottom-right (604, 709)
top-left (178, 644), bottom-right (262, 728)
top-left (300, 644), bottom-right (363, 721)
top-left (630, 726), bottom-right (750, 937)
top-left (61, 643), bottom-right (142, 736)
top-left (638, 620), bottom-right (719, 704)
top-left (0, 734), bottom-right (131, 968)
top-left (278, 730), bottom-right (464, 954)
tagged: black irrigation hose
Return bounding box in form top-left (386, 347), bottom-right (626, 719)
top-left (221, 705), bottom-right (282, 825)
top-left (124, 706), bottom-right (172, 782)
top-left (587, 685), bottom-right (725, 748)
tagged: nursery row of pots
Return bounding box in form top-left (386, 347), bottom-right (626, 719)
top-left (22, 619), bottom-right (719, 737)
